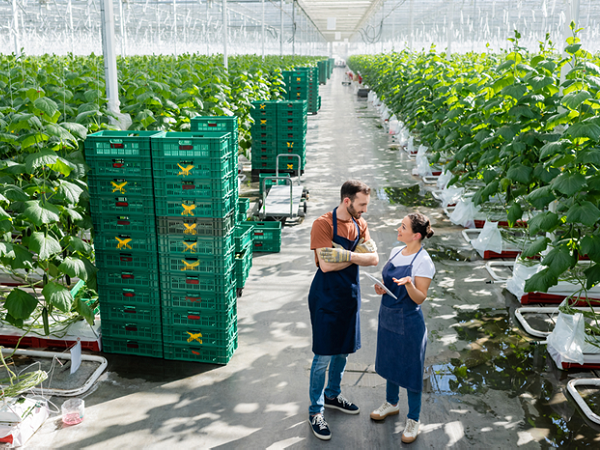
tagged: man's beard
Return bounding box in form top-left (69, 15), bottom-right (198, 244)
top-left (347, 202), bottom-right (362, 219)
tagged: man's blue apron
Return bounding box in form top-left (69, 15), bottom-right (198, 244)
top-left (375, 247), bottom-right (427, 392)
top-left (308, 207), bottom-right (361, 355)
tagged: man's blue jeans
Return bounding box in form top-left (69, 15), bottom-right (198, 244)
top-left (309, 353), bottom-right (348, 416)
top-left (386, 380), bottom-right (422, 421)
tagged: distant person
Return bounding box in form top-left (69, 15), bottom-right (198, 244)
top-left (370, 213), bottom-right (436, 444)
top-left (307, 180), bottom-right (379, 440)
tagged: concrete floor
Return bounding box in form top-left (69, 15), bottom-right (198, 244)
top-left (26, 68), bottom-right (600, 449)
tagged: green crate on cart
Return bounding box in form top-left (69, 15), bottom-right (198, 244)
top-left (235, 245), bottom-right (253, 288)
top-left (160, 285), bottom-right (237, 311)
top-left (92, 213), bottom-right (157, 235)
top-left (251, 221), bottom-right (282, 253)
top-left (95, 250), bottom-right (159, 272)
top-left (85, 155), bottom-right (153, 178)
top-left (235, 222), bottom-right (255, 251)
top-left (97, 285), bottom-right (160, 308)
top-left (238, 197), bottom-right (250, 214)
top-left (94, 231), bottom-right (157, 253)
top-left (158, 230), bottom-right (234, 256)
top-left (237, 212), bottom-right (246, 223)
top-left (153, 173), bottom-right (236, 200)
top-left (97, 268), bottom-right (160, 289)
top-left (159, 268), bottom-right (235, 294)
top-left (154, 194), bottom-right (234, 218)
top-left (162, 304), bottom-right (236, 330)
top-left (151, 131), bottom-right (231, 159)
top-left (162, 321), bottom-right (237, 347)
top-left (102, 336), bottom-right (163, 358)
top-left (258, 173), bottom-right (291, 195)
top-left (163, 339), bottom-right (236, 364)
top-left (84, 130), bottom-right (166, 158)
top-left (158, 249), bottom-right (235, 275)
top-left (90, 194), bottom-right (155, 216)
top-left (88, 174), bottom-right (154, 198)
top-left (100, 302), bottom-right (162, 325)
top-left (101, 319), bottom-right (163, 341)
top-left (156, 213), bottom-right (236, 237)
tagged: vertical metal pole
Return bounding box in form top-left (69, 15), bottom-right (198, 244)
top-left (409, 0), bottom-right (413, 50)
top-left (206, 0), bottom-right (210, 55)
top-left (447, 0), bottom-right (453, 56)
top-left (223, 0), bottom-right (228, 69)
top-left (292, 0), bottom-right (295, 58)
top-left (100, 0), bottom-right (121, 115)
top-left (156, 3), bottom-right (161, 52)
top-left (119, 0), bottom-right (126, 57)
top-left (380, 1), bottom-right (384, 53)
top-left (68, 0), bottom-right (75, 54)
top-left (12, 0), bottom-right (20, 56)
top-left (280, 0), bottom-right (284, 56)
top-left (261, 0), bottom-right (265, 59)
top-left (173, 0), bottom-right (178, 56)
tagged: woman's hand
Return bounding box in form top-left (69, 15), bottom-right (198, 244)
top-left (374, 284), bottom-right (386, 295)
top-left (393, 276), bottom-right (413, 287)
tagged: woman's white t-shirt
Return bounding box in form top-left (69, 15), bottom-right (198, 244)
top-left (388, 246), bottom-right (436, 279)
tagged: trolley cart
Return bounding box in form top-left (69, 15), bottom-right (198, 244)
top-left (259, 154), bottom-right (308, 222)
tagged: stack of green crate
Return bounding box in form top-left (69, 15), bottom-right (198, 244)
top-left (234, 222), bottom-right (254, 289)
top-left (318, 60), bottom-right (328, 85)
top-left (152, 131), bottom-right (238, 365)
top-left (277, 100), bottom-right (308, 171)
top-left (85, 130), bottom-right (165, 359)
top-left (250, 100), bottom-right (278, 172)
top-left (292, 67), bottom-right (319, 114)
top-left (251, 221), bottom-right (282, 253)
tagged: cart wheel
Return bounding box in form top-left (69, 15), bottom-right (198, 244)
top-left (304, 202), bottom-right (308, 214)
top-left (257, 199), bottom-right (263, 209)
top-left (237, 288), bottom-right (244, 298)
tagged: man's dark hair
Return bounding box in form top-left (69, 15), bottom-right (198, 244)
top-left (340, 180), bottom-right (371, 202)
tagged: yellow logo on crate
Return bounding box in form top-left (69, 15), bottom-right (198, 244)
top-left (183, 241), bottom-right (197, 253)
top-left (287, 164), bottom-right (294, 170)
top-left (287, 142), bottom-right (294, 148)
top-left (187, 332), bottom-right (203, 344)
top-left (181, 260), bottom-right (200, 271)
top-left (184, 223), bottom-right (197, 235)
top-left (111, 181), bottom-right (128, 194)
top-left (115, 237), bottom-right (132, 249)
top-left (181, 203), bottom-right (196, 216)
top-left (260, 104), bottom-right (266, 110)
top-left (260, 119), bottom-right (267, 125)
top-left (177, 164), bottom-right (194, 177)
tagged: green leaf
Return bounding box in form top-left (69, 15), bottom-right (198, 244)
top-left (507, 202), bottom-right (523, 226)
top-left (566, 122), bottom-right (600, 140)
top-left (483, 170), bottom-right (498, 184)
top-left (524, 267), bottom-right (558, 293)
top-left (75, 297), bottom-right (95, 325)
top-left (45, 123), bottom-right (77, 143)
top-left (562, 90), bottom-right (591, 109)
top-left (22, 200), bottom-right (60, 226)
top-left (33, 97), bottom-right (58, 116)
top-left (543, 246), bottom-right (576, 276)
top-left (20, 133), bottom-right (49, 149)
top-left (507, 165), bottom-right (533, 184)
top-left (526, 186), bottom-right (556, 209)
top-left (522, 237), bottom-right (550, 258)
top-left (0, 242), bottom-right (14, 258)
top-left (65, 236), bottom-right (91, 254)
top-left (5, 288), bottom-right (38, 320)
top-left (60, 122), bottom-right (87, 140)
top-left (47, 158), bottom-right (73, 177)
top-left (584, 264), bottom-right (600, 290)
top-left (528, 211), bottom-right (559, 234)
top-left (56, 180), bottom-right (83, 204)
top-left (24, 149), bottom-right (58, 172)
top-left (581, 234), bottom-right (600, 262)
top-left (539, 141), bottom-right (567, 160)
top-left (533, 165), bottom-right (560, 183)
top-left (58, 256), bottom-right (88, 279)
top-left (501, 84), bottom-right (527, 100)
top-left (29, 232), bottom-right (62, 260)
top-left (1, 244), bottom-right (34, 270)
top-left (566, 201), bottom-right (600, 226)
top-left (530, 76), bottom-right (554, 91)
top-left (1, 185), bottom-right (29, 202)
top-left (576, 148), bottom-right (600, 165)
top-left (550, 172), bottom-right (587, 196)
top-left (42, 282), bottom-right (73, 313)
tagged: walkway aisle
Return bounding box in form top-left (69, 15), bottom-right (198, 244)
top-left (28, 69), bottom-right (597, 450)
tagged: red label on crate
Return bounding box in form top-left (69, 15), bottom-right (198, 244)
top-left (110, 143), bottom-right (124, 148)
top-left (255, 232), bottom-right (264, 236)
top-left (208, 123), bottom-right (217, 127)
top-left (112, 160), bottom-right (124, 168)
top-left (117, 220), bottom-right (130, 225)
top-left (127, 342), bottom-right (139, 349)
top-left (123, 291), bottom-right (135, 297)
top-left (116, 202), bottom-right (128, 207)
top-left (186, 296), bottom-right (200, 302)
top-left (186, 278), bottom-right (199, 285)
top-left (122, 273), bottom-right (134, 279)
top-left (124, 308), bottom-right (136, 314)
top-left (191, 350), bottom-right (200, 355)
top-left (179, 145), bottom-right (193, 150)
top-left (125, 325), bottom-right (137, 331)
top-left (255, 243), bottom-right (263, 247)
top-left (182, 184), bottom-right (195, 190)
top-left (188, 315), bottom-right (200, 320)
top-left (120, 256), bottom-right (133, 262)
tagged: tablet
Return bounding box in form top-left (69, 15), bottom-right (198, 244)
top-left (363, 273), bottom-right (398, 300)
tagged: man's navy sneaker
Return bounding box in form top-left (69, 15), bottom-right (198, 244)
top-left (324, 394), bottom-right (360, 414)
top-left (309, 414), bottom-right (331, 440)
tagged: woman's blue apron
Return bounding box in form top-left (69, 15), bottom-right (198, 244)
top-left (308, 207), bottom-right (361, 356)
top-left (375, 247), bottom-right (427, 392)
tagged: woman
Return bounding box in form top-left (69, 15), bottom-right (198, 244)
top-left (370, 212), bottom-right (436, 444)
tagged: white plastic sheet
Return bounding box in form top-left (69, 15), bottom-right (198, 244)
top-left (388, 116), bottom-right (400, 135)
top-left (416, 145), bottom-right (433, 176)
top-left (440, 187), bottom-right (464, 207)
top-left (471, 221), bottom-right (503, 257)
top-left (449, 198), bottom-right (480, 229)
top-left (437, 170), bottom-right (453, 189)
top-left (407, 136), bottom-right (415, 154)
top-left (547, 311), bottom-right (586, 366)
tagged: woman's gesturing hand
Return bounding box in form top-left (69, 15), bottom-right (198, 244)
top-left (393, 276), bottom-right (413, 286)
top-left (374, 284), bottom-right (386, 295)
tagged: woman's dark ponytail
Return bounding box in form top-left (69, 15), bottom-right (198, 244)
top-left (408, 213), bottom-right (434, 241)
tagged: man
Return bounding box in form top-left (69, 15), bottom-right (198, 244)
top-left (307, 180), bottom-right (379, 440)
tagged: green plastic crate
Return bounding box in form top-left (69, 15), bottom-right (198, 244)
top-left (163, 339), bottom-right (236, 364)
top-left (253, 155), bottom-right (304, 171)
top-left (238, 197), bottom-right (250, 214)
top-left (158, 249), bottom-right (235, 275)
top-left (95, 250), bottom-right (159, 272)
top-left (152, 155), bottom-right (233, 181)
top-left (162, 304), bottom-right (236, 330)
top-left (156, 213), bottom-right (236, 237)
top-left (88, 175), bottom-right (153, 197)
top-left (251, 221), bottom-right (282, 253)
top-left (102, 336), bottom-right (163, 358)
top-left (162, 321), bottom-right (237, 347)
top-left (151, 132), bottom-right (231, 159)
top-left (153, 173), bottom-right (236, 200)
top-left (250, 100), bottom-right (279, 115)
top-left (253, 240), bottom-right (281, 253)
top-left (278, 116), bottom-right (307, 130)
top-left (86, 155), bottom-right (153, 178)
top-left (97, 285), bottom-right (160, 308)
top-left (100, 302), bottom-right (162, 325)
top-left (258, 173), bottom-right (291, 195)
top-left (190, 116), bottom-right (238, 134)
top-left (101, 319), bottom-right (162, 341)
top-left (277, 129), bottom-right (307, 141)
top-left (90, 194), bottom-right (155, 216)
top-left (252, 146), bottom-right (277, 158)
top-left (94, 231), bottom-right (157, 253)
top-left (235, 245), bottom-right (253, 288)
top-left (85, 130), bottom-right (165, 158)
top-left (278, 139), bottom-right (307, 152)
top-left (160, 286), bottom-right (236, 311)
top-left (154, 194), bottom-right (234, 218)
top-left (97, 268), bottom-right (160, 289)
top-left (251, 129), bottom-right (277, 141)
top-left (235, 222), bottom-right (255, 252)
top-left (157, 230), bottom-right (234, 256)
top-left (159, 268), bottom-right (235, 294)
top-left (92, 213), bottom-right (157, 235)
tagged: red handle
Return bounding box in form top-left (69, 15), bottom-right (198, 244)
top-left (186, 278), bottom-right (199, 285)
top-left (116, 201), bottom-right (128, 207)
top-left (122, 273), bottom-right (134, 279)
top-left (123, 291), bottom-right (135, 297)
top-left (208, 123), bottom-right (217, 127)
top-left (179, 145), bottom-right (193, 150)
top-left (113, 162), bottom-right (124, 168)
top-left (110, 143), bottom-right (124, 148)
top-left (187, 315), bottom-right (200, 320)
